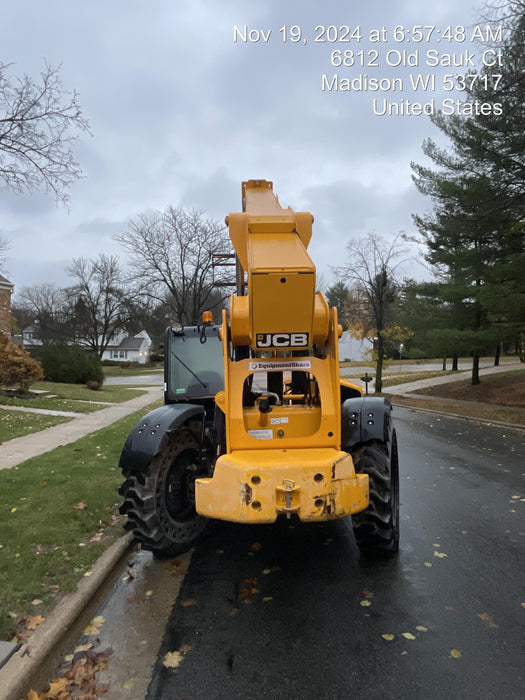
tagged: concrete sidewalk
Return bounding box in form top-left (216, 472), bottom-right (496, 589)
top-left (384, 360), bottom-right (522, 395)
top-left (0, 386), bottom-right (163, 471)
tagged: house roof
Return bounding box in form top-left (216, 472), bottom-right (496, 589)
top-left (118, 337), bottom-right (146, 351)
top-left (0, 274), bottom-right (14, 290)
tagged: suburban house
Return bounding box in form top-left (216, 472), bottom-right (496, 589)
top-left (0, 274), bottom-right (14, 339)
top-left (13, 322), bottom-right (152, 364)
top-left (101, 330), bottom-right (152, 364)
top-left (338, 331), bottom-right (373, 362)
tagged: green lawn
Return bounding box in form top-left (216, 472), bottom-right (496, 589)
top-left (0, 411), bottom-right (73, 442)
top-left (0, 381), bottom-right (147, 415)
top-left (0, 403), bottom-right (161, 641)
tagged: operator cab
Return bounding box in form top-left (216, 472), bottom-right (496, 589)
top-left (164, 321), bottom-right (224, 404)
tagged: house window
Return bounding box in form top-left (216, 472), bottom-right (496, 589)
top-left (111, 350), bottom-right (128, 360)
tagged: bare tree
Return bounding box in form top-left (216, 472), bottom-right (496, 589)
top-left (66, 254), bottom-right (130, 357)
top-left (0, 61), bottom-right (90, 206)
top-left (114, 207), bottom-right (231, 325)
top-left (0, 235), bottom-right (8, 272)
top-left (334, 233), bottom-right (408, 393)
top-left (16, 282), bottom-right (69, 341)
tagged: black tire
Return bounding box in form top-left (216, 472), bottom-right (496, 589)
top-left (350, 420), bottom-right (399, 555)
top-left (119, 428), bottom-right (207, 557)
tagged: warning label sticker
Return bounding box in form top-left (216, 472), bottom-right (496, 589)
top-left (247, 429), bottom-right (274, 440)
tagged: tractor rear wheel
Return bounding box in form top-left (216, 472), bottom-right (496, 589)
top-left (119, 428), bottom-right (207, 557)
top-left (350, 420), bottom-right (399, 555)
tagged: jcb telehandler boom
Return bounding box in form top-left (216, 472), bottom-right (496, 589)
top-left (119, 180), bottom-right (399, 555)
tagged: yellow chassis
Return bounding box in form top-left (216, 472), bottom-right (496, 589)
top-left (195, 448), bottom-right (368, 524)
top-left (195, 180), bottom-right (369, 525)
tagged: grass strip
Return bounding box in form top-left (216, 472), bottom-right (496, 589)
top-left (0, 411), bottom-right (73, 443)
top-left (0, 401), bottom-right (160, 641)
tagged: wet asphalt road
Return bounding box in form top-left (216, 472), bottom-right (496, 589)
top-left (144, 408), bottom-right (525, 700)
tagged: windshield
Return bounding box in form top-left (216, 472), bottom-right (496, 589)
top-left (165, 325), bottom-right (224, 401)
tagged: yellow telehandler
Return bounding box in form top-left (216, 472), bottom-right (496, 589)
top-left (119, 180), bottom-right (399, 555)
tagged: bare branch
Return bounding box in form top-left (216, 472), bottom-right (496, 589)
top-left (0, 61), bottom-right (91, 207)
top-left (114, 207), bottom-right (231, 325)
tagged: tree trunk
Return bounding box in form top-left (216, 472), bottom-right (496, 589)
top-left (442, 357), bottom-right (447, 371)
top-left (472, 352), bottom-right (480, 385)
top-left (375, 337), bottom-right (384, 394)
top-left (452, 354), bottom-right (458, 371)
top-left (494, 344), bottom-right (500, 367)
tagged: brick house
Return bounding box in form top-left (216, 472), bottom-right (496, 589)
top-left (0, 274), bottom-right (14, 339)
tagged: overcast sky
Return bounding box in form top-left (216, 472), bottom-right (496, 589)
top-left (1, 0), bottom-right (492, 296)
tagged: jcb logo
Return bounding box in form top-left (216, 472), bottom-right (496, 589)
top-left (256, 333), bottom-right (309, 348)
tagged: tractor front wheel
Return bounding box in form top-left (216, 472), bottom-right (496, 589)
top-left (119, 428), bottom-right (207, 557)
top-left (350, 420), bottom-right (399, 555)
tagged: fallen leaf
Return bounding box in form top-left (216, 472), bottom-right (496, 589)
top-left (83, 570), bottom-right (93, 577)
top-left (26, 615), bottom-right (44, 630)
top-left (10, 507), bottom-right (17, 513)
top-left (416, 626), bottom-right (428, 632)
top-left (424, 562), bottom-right (433, 567)
top-left (84, 615), bottom-right (105, 635)
top-left (74, 644), bottom-right (94, 653)
top-left (360, 588), bottom-right (374, 599)
top-left (25, 689), bottom-right (41, 699)
top-left (180, 644), bottom-right (193, 653)
top-left (146, 590), bottom-right (153, 597)
top-left (434, 551), bottom-right (448, 558)
top-left (180, 598), bottom-right (197, 607)
top-left (263, 597), bottom-right (273, 602)
top-left (270, 565), bottom-right (281, 572)
top-left (262, 568), bottom-right (271, 574)
top-left (450, 648), bottom-right (462, 658)
top-left (360, 600), bottom-right (372, 607)
top-left (47, 677), bottom-right (69, 695)
top-left (230, 608), bottom-right (239, 616)
top-left (521, 602), bottom-right (525, 609)
top-left (163, 651), bottom-right (184, 668)
top-left (402, 632), bottom-right (416, 640)
top-left (31, 599), bottom-right (43, 606)
top-left (74, 502), bottom-right (87, 510)
top-left (250, 542), bottom-right (262, 551)
top-left (381, 633), bottom-right (395, 641)
top-left (122, 680), bottom-right (135, 691)
top-left (478, 612), bottom-right (499, 628)
top-left (126, 595), bottom-right (143, 604)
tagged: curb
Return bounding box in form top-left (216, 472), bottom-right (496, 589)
top-left (0, 533), bottom-right (134, 700)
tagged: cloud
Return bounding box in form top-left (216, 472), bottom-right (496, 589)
top-left (0, 0), bottom-right (487, 289)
